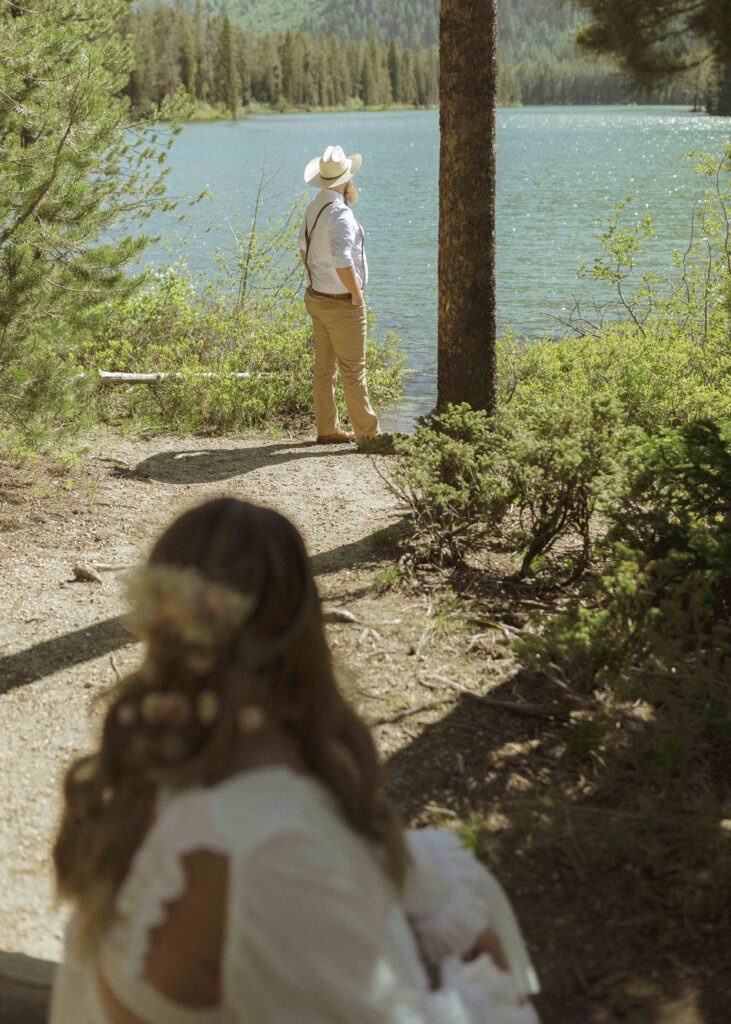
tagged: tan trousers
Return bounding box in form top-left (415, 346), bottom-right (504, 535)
top-left (304, 290), bottom-right (380, 439)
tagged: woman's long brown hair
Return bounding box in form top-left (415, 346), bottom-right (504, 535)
top-left (54, 499), bottom-right (408, 953)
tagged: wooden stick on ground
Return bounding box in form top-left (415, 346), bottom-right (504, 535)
top-left (373, 696), bottom-right (459, 726)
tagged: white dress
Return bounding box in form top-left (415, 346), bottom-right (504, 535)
top-left (50, 766), bottom-right (540, 1023)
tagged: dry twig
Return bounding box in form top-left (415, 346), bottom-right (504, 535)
top-left (373, 696), bottom-right (458, 726)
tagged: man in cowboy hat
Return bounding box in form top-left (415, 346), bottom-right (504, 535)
top-left (299, 145), bottom-right (381, 445)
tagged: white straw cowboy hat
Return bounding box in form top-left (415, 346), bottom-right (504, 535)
top-left (304, 145), bottom-right (363, 188)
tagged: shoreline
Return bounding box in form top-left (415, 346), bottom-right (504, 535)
top-left (184, 99), bottom-right (704, 124)
top-left (187, 101), bottom-right (440, 123)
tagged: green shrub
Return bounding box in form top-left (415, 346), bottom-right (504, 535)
top-left (499, 149), bottom-right (731, 433)
top-left (388, 404), bottom-right (511, 563)
top-left (388, 396), bottom-right (629, 574)
top-left (80, 267), bottom-right (404, 434)
top-left (605, 418), bottom-right (731, 557)
top-left (2, 191), bottom-right (404, 449)
top-left (499, 394), bottom-right (630, 576)
top-left (520, 417), bottom-right (731, 690)
top-left (0, 336), bottom-right (95, 456)
top-left (497, 317), bottom-right (731, 434)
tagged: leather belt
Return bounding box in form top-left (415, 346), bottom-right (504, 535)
top-left (307, 287), bottom-right (351, 302)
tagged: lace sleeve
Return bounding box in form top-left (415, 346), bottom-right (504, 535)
top-left (403, 828), bottom-right (540, 997)
top-left (103, 786), bottom-right (223, 981)
top-left (224, 831), bottom-right (540, 1023)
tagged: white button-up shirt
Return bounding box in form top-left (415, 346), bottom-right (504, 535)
top-left (299, 189), bottom-right (368, 295)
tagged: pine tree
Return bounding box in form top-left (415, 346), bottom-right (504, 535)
top-left (261, 36), bottom-right (283, 104)
top-left (151, 1), bottom-right (181, 104)
top-left (178, 15), bottom-right (198, 97)
top-left (192, 0), bottom-right (209, 101)
top-left (126, 17), bottom-right (157, 110)
top-left (0, 0), bottom-right (187, 444)
top-left (280, 30), bottom-right (296, 104)
top-left (215, 15), bottom-right (238, 116)
top-left (570, 0), bottom-right (731, 115)
top-left (387, 39), bottom-right (401, 100)
top-left (237, 31), bottom-right (252, 106)
top-left (400, 49), bottom-right (419, 104)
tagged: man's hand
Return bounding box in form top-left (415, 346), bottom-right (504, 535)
top-left (335, 264), bottom-right (364, 306)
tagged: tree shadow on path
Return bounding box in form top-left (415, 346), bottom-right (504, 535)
top-left (0, 522), bottom-right (406, 694)
top-left (0, 617), bottom-right (134, 697)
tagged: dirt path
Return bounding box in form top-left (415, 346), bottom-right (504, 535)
top-left (0, 431), bottom-right (406, 960)
top-left (1, 430), bottom-right (727, 1022)
top-left (2, 431), bottom-right (488, 963)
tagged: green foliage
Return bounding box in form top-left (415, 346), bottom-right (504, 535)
top-left (607, 418), bottom-right (731, 558)
top-left (520, 418), bottom-right (731, 690)
top-left (393, 148), bottom-right (731, 716)
top-left (498, 321), bottom-right (731, 435)
top-left (499, 149), bottom-right (731, 433)
top-left (388, 397), bottom-right (629, 574)
top-left (81, 269), bottom-right (403, 435)
top-left (119, 0), bottom-right (700, 118)
top-left (387, 404), bottom-right (511, 564)
top-left (0, 0), bottom-right (189, 453)
top-left (501, 395), bottom-right (630, 577)
top-left (78, 197), bottom-right (403, 434)
top-left (372, 563), bottom-right (402, 593)
top-left (572, 0), bottom-right (731, 114)
top-left (123, 4), bottom-right (439, 113)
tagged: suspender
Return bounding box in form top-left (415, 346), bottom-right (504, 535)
top-left (304, 202), bottom-right (366, 290)
top-left (304, 202), bottom-right (334, 288)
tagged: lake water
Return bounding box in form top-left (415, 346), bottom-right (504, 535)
top-left (139, 106), bottom-right (731, 429)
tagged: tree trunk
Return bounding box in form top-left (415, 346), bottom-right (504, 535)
top-left (438, 0), bottom-right (497, 413)
top-left (708, 61), bottom-right (731, 116)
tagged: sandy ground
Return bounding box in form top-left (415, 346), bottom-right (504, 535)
top-left (1, 429), bottom-right (728, 1022)
top-left (0, 431), bottom-right (402, 961)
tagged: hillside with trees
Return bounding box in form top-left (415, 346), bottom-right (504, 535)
top-left (136, 0), bottom-right (699, 111)
top-left (126, 0), bottom-right (698, 116)
top-left (123, 4), bottom-right (439, 114)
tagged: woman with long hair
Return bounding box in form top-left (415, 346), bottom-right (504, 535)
top-left (51, 498), bottom-right (539, 1023)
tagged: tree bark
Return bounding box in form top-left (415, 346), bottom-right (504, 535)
top-left (709, 61), bottom-right (731, 116)
top-left (438, 0), bottom-right (497, 414)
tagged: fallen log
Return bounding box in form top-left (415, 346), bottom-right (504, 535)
top-left (81, 370), bottom-right (275, 384)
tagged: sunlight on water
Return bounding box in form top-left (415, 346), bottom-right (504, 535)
top-left (136, 106), bottom-right (731, 430)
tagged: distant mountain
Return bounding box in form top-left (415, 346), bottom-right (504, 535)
top-left (219, 0), bottom-right (326, 35)
top-left (170, 1), bottom-right (695, 106)
top-left (189, 0), bottom-right (579, 56)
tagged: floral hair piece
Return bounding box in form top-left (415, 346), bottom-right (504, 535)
top-left (126, 565), bottom-right (256, 670)
top-left (238, 704), bottom-right (266, 734)
top-left (140, 691), bottom-right (192, 727)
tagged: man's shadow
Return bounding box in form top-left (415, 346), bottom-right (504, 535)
top-left (126, 441), bottom-right (358, 486)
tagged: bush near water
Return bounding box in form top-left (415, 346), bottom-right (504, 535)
top-left (80, 264), bottom-right (404, 435)
top-left (0, 194), bottom-right (404, 453)
top-left (385, 149), bottom-right (731, 942)
top-left (76, 191), bottom-right (405, 433)
top-left (388, 145), bottom-right (731, 705)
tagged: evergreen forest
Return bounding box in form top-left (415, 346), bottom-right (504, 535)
top-left (124, 4), bottom-right (439, 113)
top-left (126, 0), bottom-right (701, 116)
